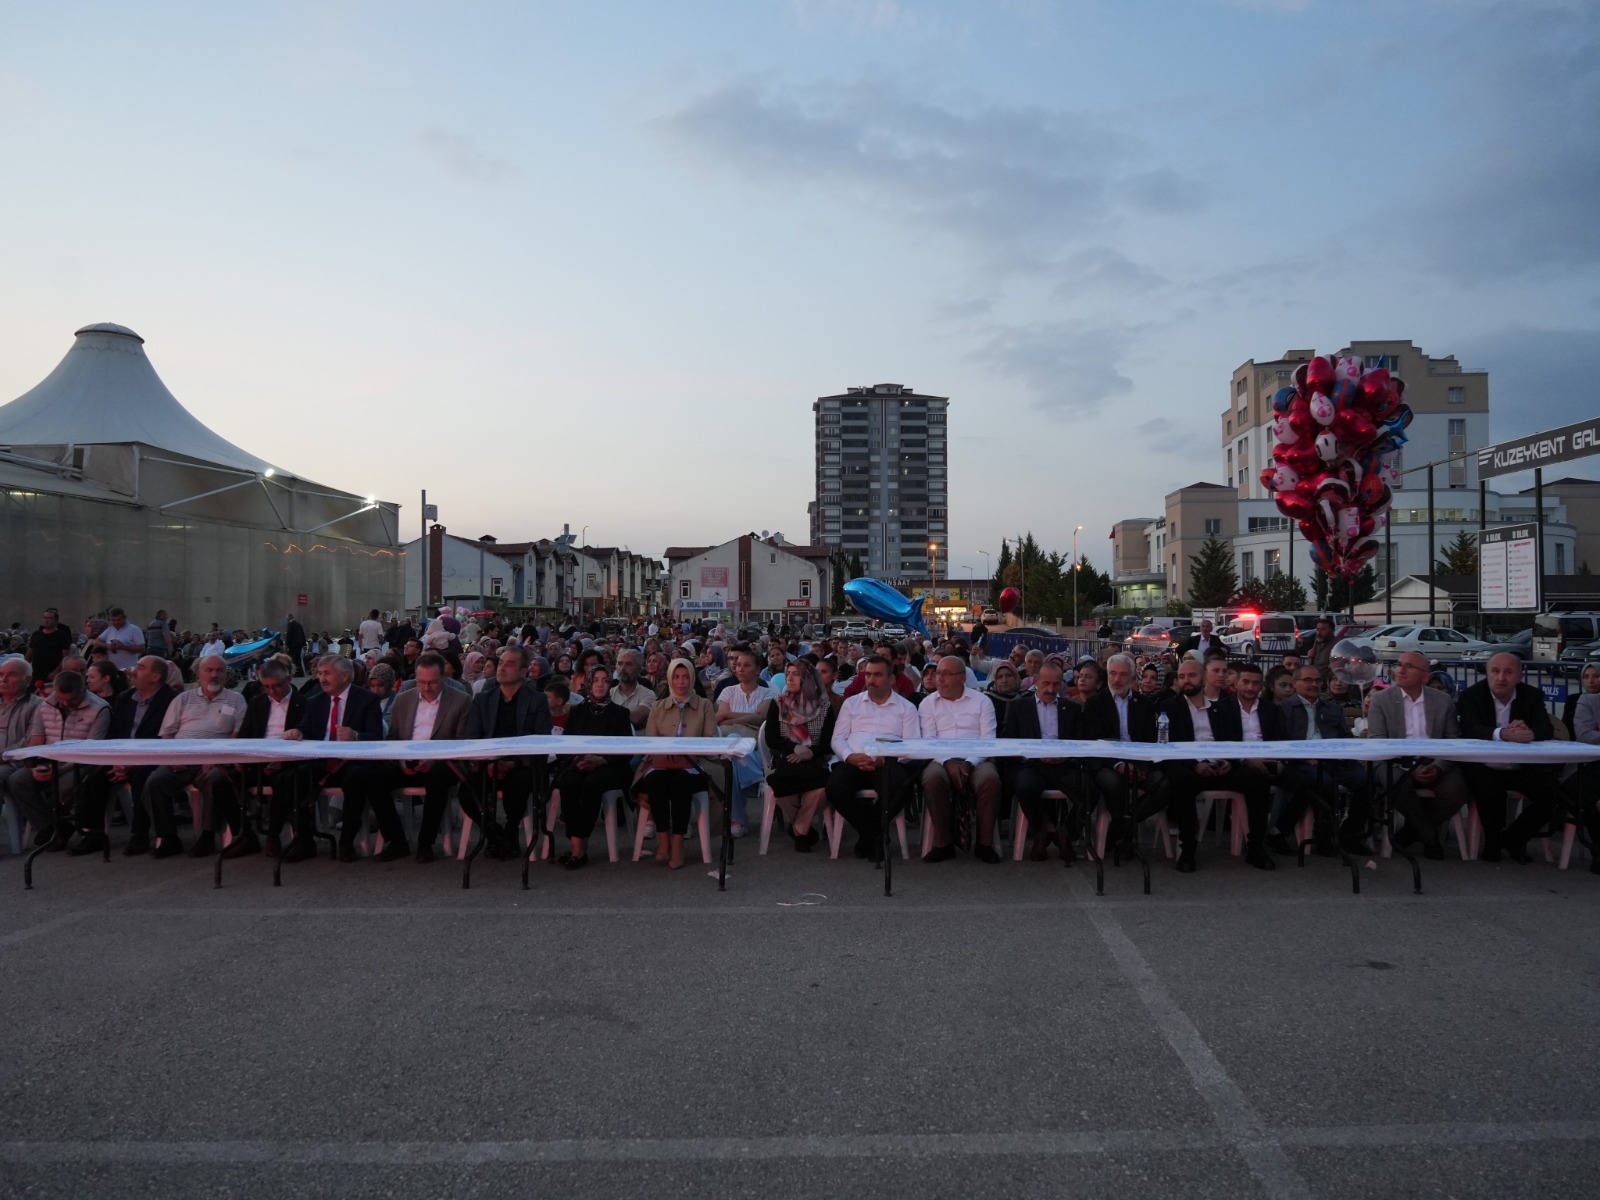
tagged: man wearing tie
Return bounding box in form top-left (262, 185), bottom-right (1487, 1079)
top-left (280, 654), bottom-right (384, 862)
top-left (1456, 652), bottom-right (1559, 863)
top-left (1001, 660), bottom-right (1082, 862)
top-left (1155, 657), bottom-right (1275, 872)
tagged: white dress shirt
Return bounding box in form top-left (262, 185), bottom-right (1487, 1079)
top-left (917, 688), bottom-right (997, 764)
top-left (1300, 697), bottom-right (1322, 741)
top-left (1490, 694), bottom-right (1513, 740)
top-left (1188, 697), bottom-right (1215, 743)
top-left (831, 690), bottom-right (921, 760)
top-left (412, 694), bottom-right (441, 742)
top-left (1034, 697), bottom-right (1059, 741)
top-left (265, 694), bottom-right (291, 739)
top-left (1403, 690), bottom-right (1428, 739)
top-left (1238, 699), bottom-right (1263, 743)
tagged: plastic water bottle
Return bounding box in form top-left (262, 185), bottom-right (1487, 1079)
top-left (1156, 712), bottom-right (1170, 744)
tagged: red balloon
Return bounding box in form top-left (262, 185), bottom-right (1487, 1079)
top-left (1359, 368), bottom-right (1390, 403)
top-left (1305, 356), bottom-right (1336, 393)
top-left (1332, 407), bottom-right (1377, 446)
top-left (1275, 491), bottom-right (1317, 522)
top-left (998, 586), bottom-right (1020, 614)
top-left (1315, 474), bottom-right (1351, 506)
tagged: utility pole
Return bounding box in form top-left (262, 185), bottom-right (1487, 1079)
top-left (1072, 524), bottom-right (1083, 629)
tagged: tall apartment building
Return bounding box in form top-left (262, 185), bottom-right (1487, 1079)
top-left (807, 383), bottom-right (949, 577)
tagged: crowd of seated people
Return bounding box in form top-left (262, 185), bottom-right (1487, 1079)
top-left (3, 607), bottom-right (1598, 880)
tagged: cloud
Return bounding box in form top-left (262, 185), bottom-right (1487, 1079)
top-left (967, 321), bottom-right (1142, 416)
top-left (656, 80), bottom-right (1201, 271)
top-left (1451, 326), bottom-right (1600, 443)
top-left (415, 127), bottom-right (516, 184)
top-left (1132, 415), bottom-right (1201, 455)
top-left (1395, 3), bottom-right (1600, 282)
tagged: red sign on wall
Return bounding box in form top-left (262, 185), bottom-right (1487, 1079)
top-left (297, 594), bottom-right (308, 606)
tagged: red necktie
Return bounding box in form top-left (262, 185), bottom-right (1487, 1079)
top-left (328, 694), bottom-right (341, 740)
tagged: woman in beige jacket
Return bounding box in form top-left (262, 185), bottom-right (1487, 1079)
top-left (633, 657), bottom-right (719, 869)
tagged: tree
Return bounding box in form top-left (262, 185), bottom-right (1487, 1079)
top-left (1434, 530), bottom-right (1478, 577)
top-left (830, 550), bottom-right (849, 613)
top-left (1188, 537), bottom-right (1238, 608)
top-left (1233, 577), bottom-right (1269, 610)
top-left (848, 550), bottom-right (865, 580)
top-left (1313, 564), bottom-right (1377, 612)
top-left (1262, 572), bottom-right (1309, 612)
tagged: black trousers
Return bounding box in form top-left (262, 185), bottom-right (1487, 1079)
top-left (1465, 763), bottom-right (1562, 850)
top-left (461, 762), bottom-right (541, 842)
top-left (1160, 761), bottom-right (1271, 851)
top-left (145, 765), bottom-right (205, 841)
top-left (634, 768), bottom-right (704, 835)
top-left (556, 763), bottom-right (633, 840)
top-left (75, 765), bottom-right (155, 838)
top-left (343, 761), bottom-right (429, 851)
top-left (1275, 762), bottom-right (1371, 843)
top-left (824, 761), bottom-right (915, 844)
top-left (274, 761), bottom-right (367, 844)
top-left (1012, 763), bottom-right (1080, 833)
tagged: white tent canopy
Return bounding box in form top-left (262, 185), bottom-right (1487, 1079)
top-left (0, 323), bottom-right (274, 474)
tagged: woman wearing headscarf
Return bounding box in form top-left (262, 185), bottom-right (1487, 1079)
top-left (462, 650), bottom-right (486, 693)
top-left (761, 660), bottom-right (836, 852)
top-left (556, 665), bottom-right (635, 869)
top-left (634, 657), bottom-right (720, 869)
top-left (983, 660), bottom-right (1024, 725)
top-left (698, 643), bottom-right (729, 690)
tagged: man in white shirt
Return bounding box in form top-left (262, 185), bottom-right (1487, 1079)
top-left (205, 658), bottom-right (304, 859)
top-left (144, 655), bottom-right (248, 858)
top-left (918, 655), bottom-right (1001, 862)
top-left (825, 654), bottom-right (920, 863)
top-left (358, 609), bottom-right (386, 654)
top-left (89, 607), bottom-right (146, 672)
top-left (1366, 651), bottom-right (1469, 858)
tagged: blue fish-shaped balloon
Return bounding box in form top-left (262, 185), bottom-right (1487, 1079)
top-left (843, 577), bottom-right (929, 636)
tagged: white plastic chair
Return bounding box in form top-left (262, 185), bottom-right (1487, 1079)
top-left (632, 790), bottom-right (712, 863)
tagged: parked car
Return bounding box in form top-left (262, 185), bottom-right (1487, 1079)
top-left (1558, 637), bottom-right (1600, 667)
top-left (1219, 614), bottom-right (1261, 654)
top-left (1372, 625), bottom-right (1496, 663)
top-left (1533, 612), bottom-right (1600, 661)
top-left (1128, 624), bottom-right (1175, 656)
top-left (979, 608), bottom-right (1002, 626)
top-left (1462, 628), bottom-right (1535, 662)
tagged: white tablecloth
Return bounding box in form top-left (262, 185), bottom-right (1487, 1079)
top-left (2, 735), bottom-right (755, 768)
top-left (859, 736), bottom-right (1600, 766)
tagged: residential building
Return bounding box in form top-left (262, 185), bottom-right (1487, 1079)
top-left (665, 533), bottom-right (835, 626)
top-left (1109, 517), bottom-right (1168, 610)
top-left (808, 383), bottom-right (949, 578)
top-left (403, 527), bottom-right (517, 611)
top-left (1162, 483), bottom-right (1238, 603)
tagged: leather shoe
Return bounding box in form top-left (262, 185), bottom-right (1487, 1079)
top-left (337, 845), bottom-right (359, 863)
top-left (374, 841), bottom-right (410, 863)
top-left (1245, 844), bottom-right (1277, 871)
top-left (1176, 846), bottom-right (1197, 873)
top-left (1267, 831), bottom-right (1297, 856)
top-left (122, 835), bottom-right (150, 857)
top-left (864, 838), bottom-right (885, 864)
top-left (282, 838), bottom-right (316, 863)
top-left (68, 832), bottom-right (109, 856)
top-left (922, 843), bottom-right (956, 864)
top-left (221, 834), bottom-right (260, 860)
top-left (563, 854), bottom-right (590, 871)
top-left (974, 843), bottom-right (1001, 864)
top-left (415, 845), bottom-right (437, 864)
top-left (1503, 839), bottom-right (1532, 865)
top-left (187, 832), bottom-right (217, 858)
top-left (151, 838), bottom-right (185, 859)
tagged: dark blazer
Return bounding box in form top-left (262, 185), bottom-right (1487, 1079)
top-left (284, 618), bottom-right (306, 652)
top-left (564, 698), bottom-right (635, 769)
top-left (106, 684), bottom-right (178, 741)
top-left (465, 683), bottom-right (553, 740)
top-left (1456, 680), bottom-right (1554, 743)
top-left (296, 685), bottom-right (384, 742)
top-left (1239, 697), bottom-right (1287, 742)
top-left (1158, 691), bottom-right (1244, 744)
top-left (1177, 631), bottom-right (1220, 657)
top-left (387, 686), bottom-right (470, 742)
top-left (1279, 695), bottom-right (1350, 740)
top-left (239, 689), bottom-right (308, 740)
top-left (1080, 689), bottom-right (1155, 743)
top-left (1001, 693), bottom-right (1083, 741)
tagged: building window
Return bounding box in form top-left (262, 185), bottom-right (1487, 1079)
top-left (1236, 378), bottom-right (1247, 396)
top-left (1267, 548), bottom-right (1281, 577)
top-left (1240, 551), bottom-right (1253, 580)
top-left (799, 578), bottom-right (812, 600)
top-left (1557, 543), bottom-right (1567, 574)
top-left (679, 579), bottom-right (690, 600)
top-left (490, 577), bottom-right (503, 598)
top-left (1448, 386), bottom-right (1464, 405)
top-left (1204, 518), bottom-right (1222, 536)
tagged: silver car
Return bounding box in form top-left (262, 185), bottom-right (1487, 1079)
top-left (1372, 625), bottom-right (1496, 663)
top-left (1127, 624), bottom-right (1175, 656)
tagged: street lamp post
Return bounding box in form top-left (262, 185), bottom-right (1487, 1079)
top-left (580, 524), bottom-right (590, 619)
top-left (928, 541), bottom-right (939, 609)
top-left (1072, 524), bottom-right (1083, 629)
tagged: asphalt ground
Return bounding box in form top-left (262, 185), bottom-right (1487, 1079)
top-left (2, 828), bottom-right (1598, 1200)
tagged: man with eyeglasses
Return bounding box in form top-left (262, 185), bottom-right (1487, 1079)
top-left (1366, 651), bottom-right (1469, 859)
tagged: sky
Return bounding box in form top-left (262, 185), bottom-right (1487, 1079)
top-left (1, 0), bottom-right (1596, 581)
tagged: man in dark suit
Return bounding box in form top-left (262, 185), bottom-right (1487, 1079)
top-left (68, 655), bottom-right (178, 856)
top-left (280, 653), bottom-right (384, 862)
top-left (357, 650), bottom-right (471, 863)
top-left (464, 644), bottom-right (553, 859)
top-left (1177, 619), bottom-right (1219, 659)
top-left (1079, 652), bottom-right (1155, 851)
top-left (202, 659), bottom-right (307, 859)
top-left (1156, 657), bottom-right (1275, 872)
top-left (1001, 660), bottom-right (1083, 862)
top-left (1457, 652), bottom-right (1560, 863)
top-left (284, 614), bottom-right (307, 677)
top-left (1272, 664), bottom-right (1371, 855)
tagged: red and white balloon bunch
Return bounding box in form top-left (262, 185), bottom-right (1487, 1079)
top-left (1259, 354), bottom-right (1412, 579)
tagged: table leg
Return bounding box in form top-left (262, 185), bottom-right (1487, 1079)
top-left (718, 759), bottom-right (731, 892)
top-left (22, 761), bottom-right (60, 891)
